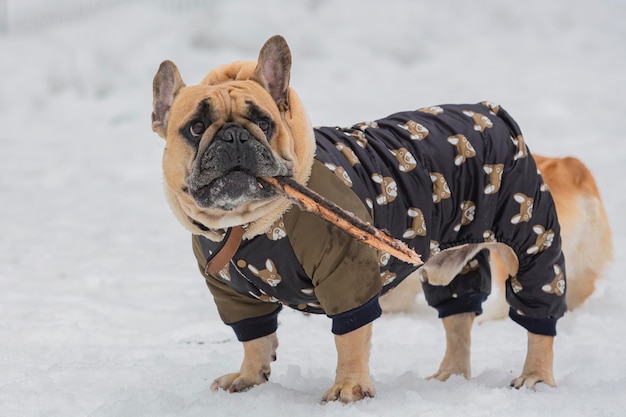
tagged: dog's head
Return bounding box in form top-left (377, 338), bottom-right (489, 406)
top-left (152, 36), bottom-right (315, 240)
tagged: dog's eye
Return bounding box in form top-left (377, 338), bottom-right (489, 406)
top-left (257, 118), bottom-right (271, 136)
top-left (189, 120), bottom-right (206, 138)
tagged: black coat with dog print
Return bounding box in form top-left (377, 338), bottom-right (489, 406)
top-left (195, 102), bottom-right (566, 341)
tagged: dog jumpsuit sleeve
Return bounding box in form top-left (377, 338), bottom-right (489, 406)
top-left (421, 249), bottom-right (492, 318)
top-left (499, 162), bottom-right (567, 336)
top-left (284, 161), bottom-right (383, 335)
top-left (192, 235), bottom-right (281, 342)
top-left (489, 106), bottom-right (567, 336)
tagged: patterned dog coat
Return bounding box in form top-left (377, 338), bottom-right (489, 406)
top-left (193, 102), bottom-right (566, 341)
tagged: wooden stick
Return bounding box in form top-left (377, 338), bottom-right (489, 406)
top-left (260, 176), bottom-right (423, 266)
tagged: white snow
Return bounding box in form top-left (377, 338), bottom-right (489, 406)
top-left (1, 1), bottom-right (625, 416)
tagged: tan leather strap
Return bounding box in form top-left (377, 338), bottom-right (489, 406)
top-left (204, 225), bottom-right (245, 275)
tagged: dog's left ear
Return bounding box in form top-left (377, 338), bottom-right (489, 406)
top-left (152, 60), bottom-right (186, 139)
top-left (252, 35), bottom-right (292, 112)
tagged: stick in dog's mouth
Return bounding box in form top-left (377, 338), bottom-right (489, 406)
top-left (258, 176), bottom-right (423, 266)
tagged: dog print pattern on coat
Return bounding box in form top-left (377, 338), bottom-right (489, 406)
top-left (512, 135), bottom-right (528, 160)
top-left (542, 264), bottom-right (566, 296)
top-left (403, 207), bottom-right (427, 239)
top-left (389, 148), bottom-right (417, 172)
top-left (372, 174), bottom-right (398, 205)
top-left (196, 103), bottom-right (566, 332)
top-left (418, 106), bottom-right (444, 115)
top-left (526, 225), bottom-right (555, 255)
top-left (447, 134), bottom-right (477, 166)
top-left (453, 200), bottom-right (476, 232)
top-left (430, 172), bottom-right (451, 203)
top-left (483, 164), bottom-right (504, 194)
top-left (398, 120), bottom-right (429, 140)
top-left (463, 110), bottom-right (493, 132)
top-left (335, 142), bottom-right (360, 166)
top-left (266, 217), bottom-right (287, 241)
top-left (325, 162), bottom-right (353, 187)
top-left (345, 129), bottom-right (367, 148)
top-left (511, 193), bottom-right (534, 224)
top-left (248, 259), bottom-right (282, 287)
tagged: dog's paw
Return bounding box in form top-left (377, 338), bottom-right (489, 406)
top-left (426, 366), bottom-right (470, 382)
top-left (210, 367), bottom-right (271, 393)
top-left (322, 382), bottom-right (375, 403)
top-left (510, 371), bottom-right (556, 390)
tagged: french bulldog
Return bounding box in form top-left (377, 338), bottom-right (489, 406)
top-left (152, 35), bottom-right (570, 403)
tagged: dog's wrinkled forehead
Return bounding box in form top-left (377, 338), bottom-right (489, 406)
top-left (183, 97), bottom-right (270, 125)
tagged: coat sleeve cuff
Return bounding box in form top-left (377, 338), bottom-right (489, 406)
top-left (328, 294), bottom-right (382, 335)
top-left (433, 292), bottom-right (489, 319)
top-left (509, 308), bottom-right (558, 336)
top-left (227, 306), bottom-right (282, 342)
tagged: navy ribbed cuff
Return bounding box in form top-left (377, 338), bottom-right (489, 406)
top-left (329, 295), bottom-right (382, 335)
top-left (228, 306), bottom-right (282, 342)
top-left (434, 292), bottom-right (488, 319)
top-left (509, 308), bottom-right (558, 336)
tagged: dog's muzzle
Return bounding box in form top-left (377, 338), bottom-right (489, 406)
top-left (187, 123), bottom-right (291, 210)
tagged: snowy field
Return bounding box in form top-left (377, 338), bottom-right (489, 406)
top-left (1, 1), bottom-right (625, 416)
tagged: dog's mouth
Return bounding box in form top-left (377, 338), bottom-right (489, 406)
top-left (189, 169), bottom-right (283, 211)
top-left (186, 123), bottom-right (293, 211)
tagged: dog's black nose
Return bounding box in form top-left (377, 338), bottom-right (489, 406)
top-left (217, 123), bottom-right (250, 144)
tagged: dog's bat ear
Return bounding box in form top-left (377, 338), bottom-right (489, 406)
top-left (252, 35), bottom-right (291, 112)
top-left (152, 60), bottom-right (186, 138)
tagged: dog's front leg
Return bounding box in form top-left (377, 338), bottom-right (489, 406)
top-left (211, 332), bottom-right (278, 393)
top-left (322, 323), bottom-right (375, 403)
top-left (511, 333), bottom-right (556, 389)
top-left (427, 312), bottom-right (474, 381)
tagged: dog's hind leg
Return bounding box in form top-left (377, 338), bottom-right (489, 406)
top-left (511, 333), bottom-right (556, 388)
top-left (210, 332), bottom-right (278, 393)
top-left (427, 312), bottom-right (475, 381)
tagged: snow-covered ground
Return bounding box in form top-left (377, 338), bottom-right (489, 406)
top-left (1, 1), bottom-right (625, 416)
